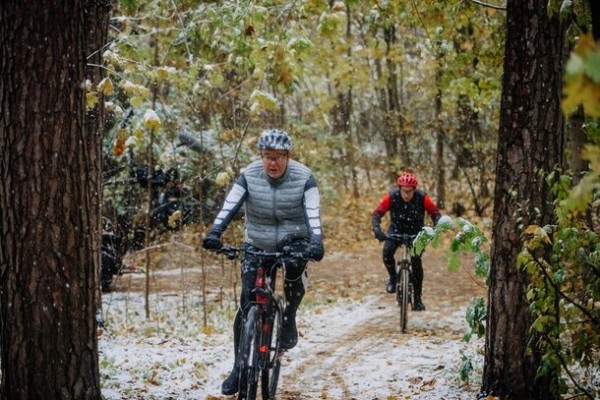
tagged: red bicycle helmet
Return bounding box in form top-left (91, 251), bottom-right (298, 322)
top-left (397, 172), bottom-right (418, 188)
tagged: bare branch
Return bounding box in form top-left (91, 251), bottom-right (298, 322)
top-left (468, 0), bottom-right (506, 10)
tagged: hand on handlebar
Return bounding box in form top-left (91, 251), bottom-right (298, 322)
top-left (304, 242), bottom-right (324, 262)
top-left (202, 231), bottom-right (223, 250)
top-left (374, 229), bottom-right (387, 242)
top-left (205, 241), bottom-right (323, 263)
top-left (386, 233), bottom-right (418, 246)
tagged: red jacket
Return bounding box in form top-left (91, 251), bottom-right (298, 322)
top-left (372, 189), bottom-right (441, 236)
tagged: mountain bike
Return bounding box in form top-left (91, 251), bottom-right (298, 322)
top-left (388, 233), bottom-right (417, 333)
top-left (216, 245), bottom-right (307, 400)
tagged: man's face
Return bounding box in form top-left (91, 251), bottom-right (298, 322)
top-left (400, 186), bottom-right (415, 202)
top-left (261, 149), bottom-right (289, 179)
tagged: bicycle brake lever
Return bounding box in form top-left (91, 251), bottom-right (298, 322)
top-left (216, 246), bottom-right (238, 260)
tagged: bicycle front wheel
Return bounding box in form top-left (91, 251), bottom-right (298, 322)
top-left (260, 294), bottom-right (284, 399)
top-left (239, 306), bottom-right (261, 400)
top-left (398, 263), bottom-right (410, 333)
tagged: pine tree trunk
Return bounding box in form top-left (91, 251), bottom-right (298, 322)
top-left (0, 1), bottom-right (105, 398)
top-left (481, 1), bottom-right (566, 399)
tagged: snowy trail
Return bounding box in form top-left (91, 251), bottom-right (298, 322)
top-left (278, 294), bottom-right (481, 399)
top-left (99, 246), bottom-right (485, 399)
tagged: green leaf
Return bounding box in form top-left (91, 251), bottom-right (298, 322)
top-left (448, 255), bottom-right (460, 271)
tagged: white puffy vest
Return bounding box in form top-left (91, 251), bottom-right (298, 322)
top-left (243, 159), bottom-right (311, 251)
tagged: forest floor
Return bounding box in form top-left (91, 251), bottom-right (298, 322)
top-left (100, 240), bottom-right (488, 399)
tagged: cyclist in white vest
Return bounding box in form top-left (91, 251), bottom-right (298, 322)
top-left (203, 129), bottom-right (324, 396)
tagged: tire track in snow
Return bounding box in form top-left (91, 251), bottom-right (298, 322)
top-left (277, 293), bottom-right (478, 399)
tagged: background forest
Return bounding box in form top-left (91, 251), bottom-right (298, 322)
top-left (99, 0), bottom-right (503, 245)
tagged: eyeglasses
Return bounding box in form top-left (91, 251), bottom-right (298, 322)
top-left (261, 155), bottom-right (288, 163)
top-left (400, 188), bottom-right (415, 194)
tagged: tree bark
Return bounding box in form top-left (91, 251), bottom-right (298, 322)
top-left (481, 1), bottom-right (566, 399)
top-left (0, 1), bottom-right (105, 398)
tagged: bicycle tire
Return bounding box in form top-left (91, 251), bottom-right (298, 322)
top-left (398, 262), bottom-right (410, 333)
top-left (239, 306), bottom-right (261, 400)
top-left (261, 294), bottom-right (284, 399)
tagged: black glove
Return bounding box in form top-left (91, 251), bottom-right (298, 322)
top-left (374, 229), bottom-right (387, 242)
top-left (305, 242), bottom-right (324, 262)
top-left (202, 231), bottom-right (223, 250)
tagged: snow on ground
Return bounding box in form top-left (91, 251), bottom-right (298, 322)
top-left (281, 296), bottom-right (480, 399)
top-left (99, 289), bottom-right (483, 400)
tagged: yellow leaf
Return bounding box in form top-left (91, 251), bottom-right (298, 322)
top-left (157, 66), bottom-right (176, 81)
top-left (563, 74), bottom-right (600, 117)
top-left (221, 129), bottom-right (239, 142)
top-left (97, 77), bottom-right (114, 96)
top-left (573, 33), bottom-right (596, 57)
top-left (134, 128), bottom-right (144, 141)
top-left (582, 145), bottom-right (600, 171)
top-left (118, 128), bottom-right (129, 141)
top-left (86, 91), bottom-right (99, 109)
top-left (142, 109), bottom-right (161, 131)
top-left (249, 90), bottom-right (278, 114)
top-left (460, 40), bottom-right (474, 51)
top-left (331, 1), bottom-right (346, 13)
top-left (215, 171), bottom-right (232, 186)
top-left (523, 225), bottom-right (541, 235)
top-left (121, 80), bottom-right (149, 97)
top-left (168, 210), bottom-right (181, 228)
top-left (131, 96), bottom-right (144, 108)
top-left (562, 76), bottom-right (583, 116)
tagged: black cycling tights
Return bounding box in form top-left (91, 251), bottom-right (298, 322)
top-left (382, 239), bottom-right (424, 298)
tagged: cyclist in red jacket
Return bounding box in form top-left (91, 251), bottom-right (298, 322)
top-left (371, 172), bottom-right (441, 311)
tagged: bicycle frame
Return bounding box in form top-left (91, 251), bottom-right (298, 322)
top-left (215, 245), bottom-right (305, 400)
top-left (247, 262), bottom-right (283, 370)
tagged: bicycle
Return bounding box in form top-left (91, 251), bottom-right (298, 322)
top-left (387, 233), bottom-right (417, 333)
top-left (215, 245), bottom-right (307, 400)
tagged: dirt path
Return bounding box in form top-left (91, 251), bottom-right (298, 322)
top-left (275, 245), bottom-right (487, 399)
top-left (108, 241), bottom-right (487, 399)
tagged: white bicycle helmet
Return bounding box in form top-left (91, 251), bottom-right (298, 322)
top-left (257, 129), bottom-right (292, 151)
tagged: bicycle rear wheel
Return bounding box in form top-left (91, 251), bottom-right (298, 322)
top-left (260, 294), bottom-right (284, 399)
top-left (397, 263), bottom-right (410, 333)
top-left (239, 306), bottom-right (261, 400)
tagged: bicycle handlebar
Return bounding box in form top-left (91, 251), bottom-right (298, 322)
top-left (213, 245), bottom-right (309, 262)
top-left (386, 233), bottom-right (418, 243)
